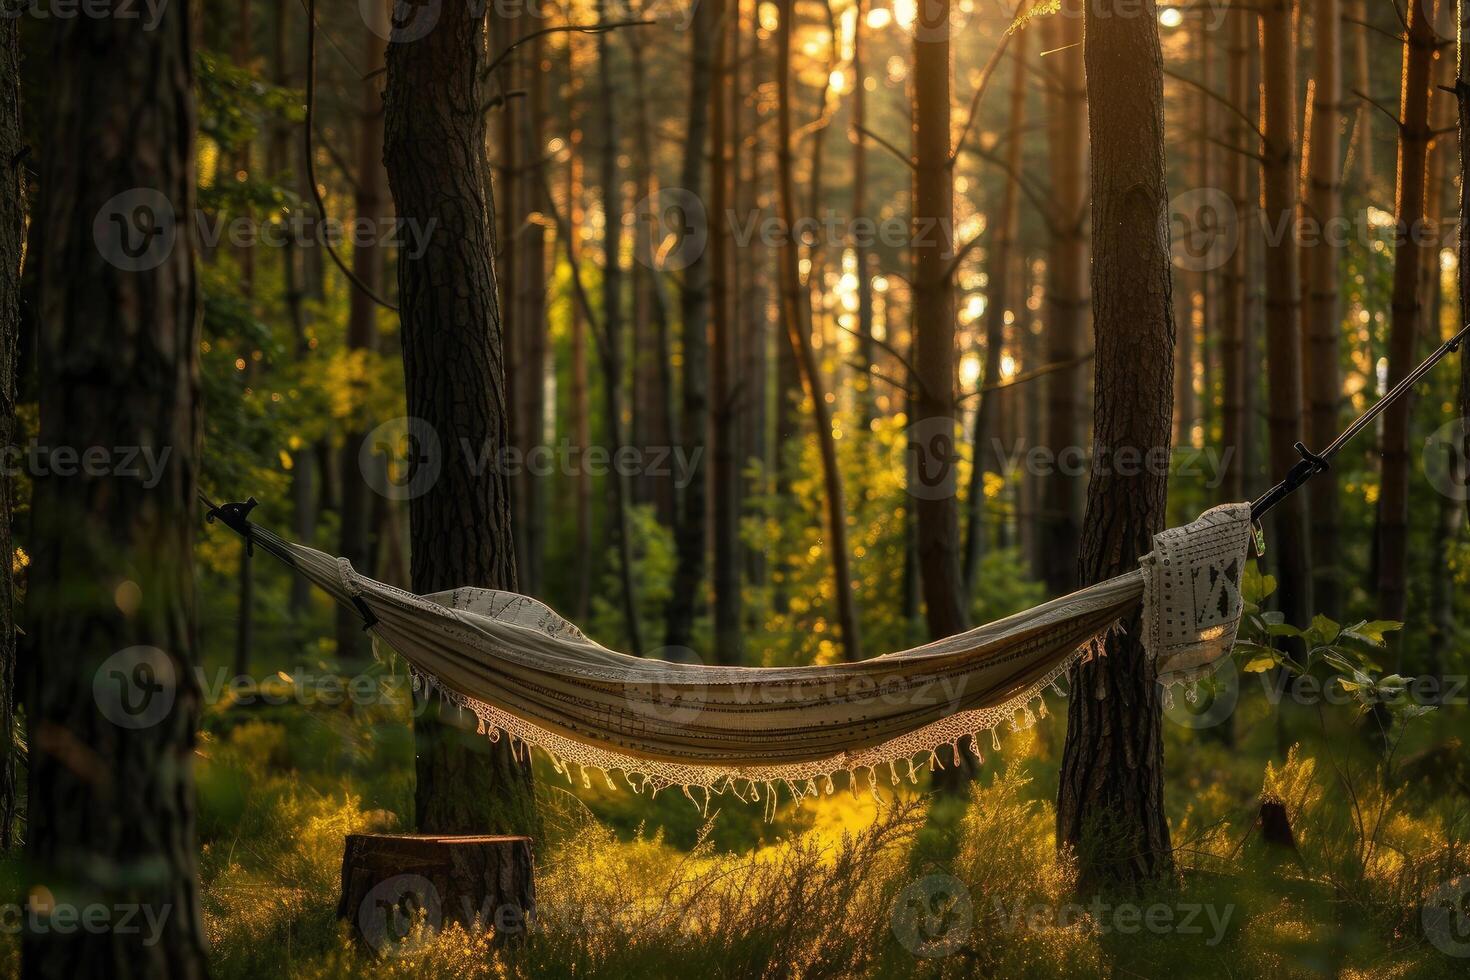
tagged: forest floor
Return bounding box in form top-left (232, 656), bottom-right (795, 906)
top-left (136, 657), bottom-right (1470, 977)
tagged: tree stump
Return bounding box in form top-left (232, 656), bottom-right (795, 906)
top-left (338, 833), bottom-right (535, 952)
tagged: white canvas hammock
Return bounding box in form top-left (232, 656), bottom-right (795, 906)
top-left (217, 501), bottom-right (1253, 809)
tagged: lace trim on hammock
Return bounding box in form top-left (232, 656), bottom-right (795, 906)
top-left (375, 623), bottom-right (1124, 821)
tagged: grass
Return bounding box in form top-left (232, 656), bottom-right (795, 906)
top-left (174, 671), bottom-right (1470, 980)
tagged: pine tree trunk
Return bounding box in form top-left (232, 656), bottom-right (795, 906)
top-left (26, 5), bottom-right (208, 973)
top-left (852, 0), bottom-right (876, 427)
top-left (1304, 0), bottom-right (1343, 615)
top-left (1458, 0), bottom-right (1470, 518)
top-left (963, 26), bottom-right (1027, 591)
top-left (1056, 0), bottom-right (1176, 889)
top-left (777, 0), bottom-right (862, 660)
top-left (515, 27), bottom-right (548, 598)
top-left (0, 9), bottom-right (20, 851)
top-left (383, 0), bottom-right (538, 837)
top-left (913, 0), bottom-right (968, 641)
top-left (566, 38), bottom-right (594, 622)
top-left (1375, 0), bottom-right (1436, 639)
top-left (338, 8), bottom-right (389, 664)
top-left (709, 1), bottom-right (742, 665)
top-left (1260, 0), bottom-right (1313, 627)
top-left (1039, 8), bottom-right (1089, 597)
top-left (595, 0), bottom-right (644, 654)
top-left (666, 0), bottom-right (716, 653)
top-left (1220, 5), bottom-right (1253, 503)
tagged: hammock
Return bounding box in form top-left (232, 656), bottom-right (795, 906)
top-left (205, 322), bottom-right (1469, 809)
top-left (210, 501), bottom-right (1254, 808)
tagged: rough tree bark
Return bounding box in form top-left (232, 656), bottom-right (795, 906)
top-left (383, 0), bottom-right (538, 837)
top-left (1260, 0), bottom-right (1313, 628)
top-left (26, 3), bottom-right (208, 974)
top-left (777, 0), bottom-right (862, 660)
top-left (1375, 0), bottom-right (1436, 640)
top-left (1056, 0), bottom-right (1176, 889)
top-left (1039, 6), bottom-right (1089, 598)
top-left (1304, 0), bottom-right (1343, 615)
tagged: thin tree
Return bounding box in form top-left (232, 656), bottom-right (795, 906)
top-left (1056, 0), bottom-right (1177, 888)
top-left (336, 0), bottom-right (390, 664)
top-left (1304, 0), bottom-right (1344, 614)
top-left (383, 0), bottom-right (538, 835)
top-left (852, 0), bottom-right (877, 426)
top-left (1038, 5), bottom-right (1089, 597)
top-left (27, 3), bottom-right (208, 972)
top-left (512, 21), bottom-right (549, 597)
top-left (710, 0), bottom-right (742, 664)
top-left (1375, 0), bottom-right (1437, 638)
top-left (666, 0), bottom-right (717, 652)
top-left (1260, 0), bottom-right (1313, 627)
top-left (963, 25), bottom-right (1028, 592)
top-left (596, 0), bottom-right (644, 654)
top-left (913, 0), bottom-right (969, 638)
top-left (566, 34), bottom-right (594, 621)
top-left (0, 6), bottom-right (19, 850)
top-left (1459, 0), bottom-right (1470, 512)
top-left (777, 0), bottom-right (862, 660)
top-left (1220, 3), bottom-right (1254, 503)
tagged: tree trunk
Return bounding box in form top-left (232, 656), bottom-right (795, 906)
top-left (596, 0), bottom-right (644, 655)
top-left (1458, 0), bottom-right (1470, 519)
top-left (1260, 0), bottom-right (1313, 628)
top-left (666, 0), bottom-right (716, 653)
top-left (777, 0), bottom-right (862, 661)
top-left (1220, 5), bottom-right (1254, 503)
top-left (26, 4), bottom-right (208, 974)
top-left (1038, 8), bottom-right (1089, 597)
top-left (1375, 0), bottom-right (1436, 639)
top-left (852, 0), bottom-right (876, 427)
top-left (338, 8), bottom-right (389, 664)
top-left (514, 26), bottom-right (548, 598)
top-left (709, 1), bottom-right (741, 665)
top-left (273, 0), bottom-right (317, 618)
top-left (912, 0), bottom-right (968, 640)
top-left (1056, 0), bottom-right (1176, 889)
top-left (566, 38), bottom-right (594, 622)
top-left (0, 9), bottom-right (19, 851)
top-left (963, 25), bottom-right (1028, 592)
top-left (1304, 0), bottom-right (1343, 615)
top-left (383, 0), bottom-right (538, 837)
top-left (338, 833), bottom-right (534, 949)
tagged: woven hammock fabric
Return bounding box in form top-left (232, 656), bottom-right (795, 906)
top-left (239, 502), bottom-right (1253, 805)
